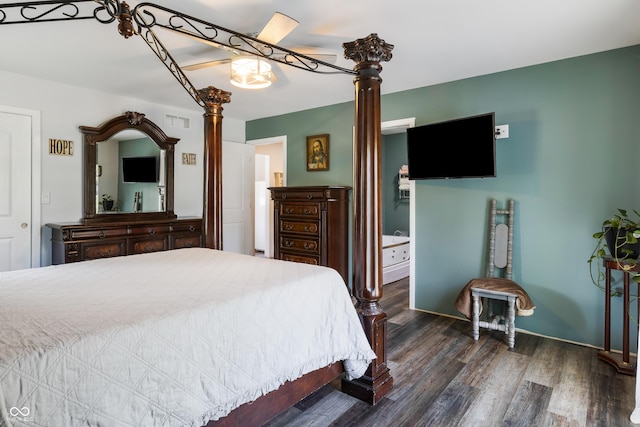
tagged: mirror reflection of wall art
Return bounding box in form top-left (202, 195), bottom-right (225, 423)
top-left (306, 134), bottom-right (330, 171)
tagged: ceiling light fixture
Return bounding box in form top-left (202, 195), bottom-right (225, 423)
top-left (230, 55), bottom-right (272, 89)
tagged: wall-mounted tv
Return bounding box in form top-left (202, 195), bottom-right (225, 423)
top-left (406, 112), bottom-right (496, 180)
top-left (122, 156), bottom-right (159, 183)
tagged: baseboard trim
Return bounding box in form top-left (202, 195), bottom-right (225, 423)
top-left (412, 308), bottom-right (636, 357)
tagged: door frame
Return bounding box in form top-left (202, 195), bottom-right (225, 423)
top-left (0, 105), bottom-right (41, 268)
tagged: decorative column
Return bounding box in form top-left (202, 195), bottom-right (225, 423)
top-left (198, 86), bottom-right (231, 250)
top-left (341, 34), bottom-right (394, 404)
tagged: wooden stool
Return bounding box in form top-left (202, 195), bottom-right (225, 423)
top-left (471, 287), bottom-right (518, 349)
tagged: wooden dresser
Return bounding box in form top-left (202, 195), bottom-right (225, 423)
top-left (47, 217), bottom-right (202, 264)
top-left (270, 186), bottom-right (350, 283)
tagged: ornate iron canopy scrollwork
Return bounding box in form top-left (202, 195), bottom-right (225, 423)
top-left (130, 2), bottom-right (355, 77)
top-left (0, 0), bottom-right (119, 25)
top-left (0, 0), bottom-right (359, 109)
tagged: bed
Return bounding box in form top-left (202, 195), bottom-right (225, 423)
top-left (382, 234), bottom-right (410, 285)
top-left (0, 248), bottom-right (375, 426)
top-left (0, 1), bottom-right (395, 424)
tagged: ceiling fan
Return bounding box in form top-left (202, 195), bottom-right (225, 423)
top-left (181, 12), bottom-right (337, 89)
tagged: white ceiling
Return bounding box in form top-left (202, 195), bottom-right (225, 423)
top-left (1, 0), bottom-right (639, 122)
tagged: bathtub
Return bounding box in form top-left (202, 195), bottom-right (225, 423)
top-left (382, 234), bottom-right (410, 285)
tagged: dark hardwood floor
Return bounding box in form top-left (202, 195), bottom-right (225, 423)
top-left (266, 277), bottom-right (637, 427)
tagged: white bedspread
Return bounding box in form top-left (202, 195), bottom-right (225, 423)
top-left (0, 248), bottom-right (375, 426)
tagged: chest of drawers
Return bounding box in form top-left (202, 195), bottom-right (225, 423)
top-left (270, 186), bottom-right (350, 284)
top-left (47, 217), bottom-right (202, 264)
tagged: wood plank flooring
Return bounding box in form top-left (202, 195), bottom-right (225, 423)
top-left (266, 278), bottom-right (637, 426)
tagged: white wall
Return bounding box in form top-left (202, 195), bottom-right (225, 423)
top-left (0, 70), bottom-right (246, 266)
top-left (254, 154), bottom-right (269, 252)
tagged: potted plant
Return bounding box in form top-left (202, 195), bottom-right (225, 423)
top-left (102, 194), bottom-right (114, 212)
top-left (588, 209), bottom-right (640, 293)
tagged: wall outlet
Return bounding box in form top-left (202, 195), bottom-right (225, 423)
top-left (495, 125), bottom-right (509, 139)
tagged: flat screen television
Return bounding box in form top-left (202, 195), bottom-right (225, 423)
top-left (122, 156), bottom-right (159, 183)
top-left (406, 112), bottom-right (496, 180)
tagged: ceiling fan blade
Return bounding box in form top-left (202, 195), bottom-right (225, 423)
top-left (183, 58), bottom-right (231, 71)
top-left (257, 12), bottom-right (299, 45)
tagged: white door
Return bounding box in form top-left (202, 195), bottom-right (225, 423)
top-left (222, 141), bottom-right (254, 255)
top-left (0, 111), bottom-right (32, 271)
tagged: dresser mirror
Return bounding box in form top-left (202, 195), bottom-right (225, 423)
top-left (81, 112), bottom-right (179, 224)
top-left (96, 133), bottom-right (165, 214)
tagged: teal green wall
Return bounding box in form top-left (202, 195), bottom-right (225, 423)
top-left (247, 45), bottom-right (640, 349)
top-left (249, 104), bottom-right (356, 187)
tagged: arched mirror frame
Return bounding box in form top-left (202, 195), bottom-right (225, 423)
top-left (80, 111), bottom-right (179, 224)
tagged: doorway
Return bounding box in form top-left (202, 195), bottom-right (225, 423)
top-left (0, 106), bottom-right (41, 271)
top-left (381, 118), bottom-right (415, 305)
top-left (381, 119), bottom-right (415, 233)
top-left (246, 135), bottom-right (287, 258)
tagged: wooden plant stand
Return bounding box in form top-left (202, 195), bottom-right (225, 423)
top-left (597, 257), bottom-right (639, 376)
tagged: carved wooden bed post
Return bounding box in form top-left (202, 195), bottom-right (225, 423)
top-left (341, 34), bottom-right (394, 404)
top-left (199, 86), bottom-right (231, 250)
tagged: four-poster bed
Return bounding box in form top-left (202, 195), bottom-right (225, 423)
top-left (0, 248), bottom-right (376, 426)
top-left (0, 0), bottom-right (395, 424)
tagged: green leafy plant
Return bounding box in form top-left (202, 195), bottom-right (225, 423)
top-left (588, 209), bottom-right (640, 294)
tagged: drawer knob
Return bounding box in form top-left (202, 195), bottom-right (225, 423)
top-left (189, 225), bottom-right (195, 232)
top-left (148, 228), bottom-right (155, 235)
top-left (97, 248), bottom-right (111, 257)
top-left (98, 231), bottom-right (105, 239)
top-left (307, 194), bottom-right (312, 199)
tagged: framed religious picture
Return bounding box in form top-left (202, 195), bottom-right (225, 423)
top-left (306, 134), bottom-right (330, 171)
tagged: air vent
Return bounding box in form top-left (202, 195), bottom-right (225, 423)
top-left (165, 114), bottom-right (191, 130)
